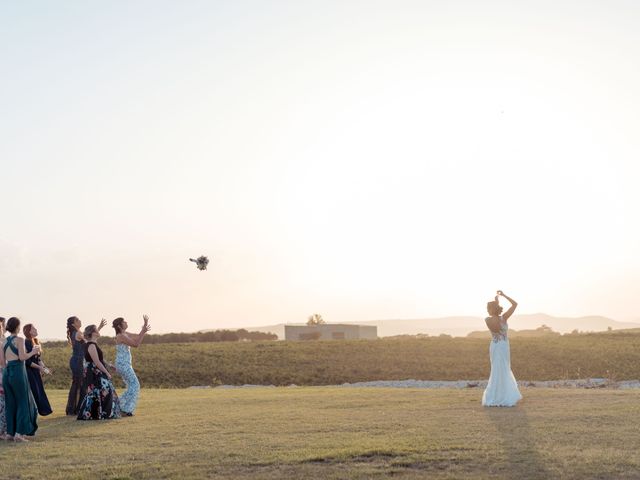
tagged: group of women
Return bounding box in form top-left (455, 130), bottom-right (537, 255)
top-left (0, 314), bottom-right (150, 442)
top-left (0, 290), bottom-right (522, 440)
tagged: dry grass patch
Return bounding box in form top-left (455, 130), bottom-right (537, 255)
top-left (1, 388), bottom-right (639, 479)
top-left (39, 334), bottom-right (640, 389)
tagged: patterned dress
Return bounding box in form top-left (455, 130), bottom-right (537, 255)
top-left (76, 341), bottom-right (121, 420)
top-left (115, 343), bottom-right (140, 414)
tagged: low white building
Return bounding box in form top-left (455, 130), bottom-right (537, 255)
top-left (284, 323), bottom-right (377, 341)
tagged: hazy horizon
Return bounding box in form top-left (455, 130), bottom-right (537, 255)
top-left (35, 311), bottom-right (640, 341)
top-left (2, 1), bottom-right (639, 341)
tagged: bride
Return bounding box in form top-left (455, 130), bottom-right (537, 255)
top-left (482, 290), bottom-right (522, 407)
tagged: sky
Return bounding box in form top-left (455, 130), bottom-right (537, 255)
top-left (1, 1), bottom-right (639, 339)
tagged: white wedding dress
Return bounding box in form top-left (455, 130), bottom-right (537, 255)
top-left (482, 317), bottom-right (522, 407)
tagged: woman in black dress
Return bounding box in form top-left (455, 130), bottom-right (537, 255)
top-left (76, 324), bottom-right (121, 420)
top-left (23, 324), bottom-right (53, 416)
top-left (65, 316), bottom-right (107, 415)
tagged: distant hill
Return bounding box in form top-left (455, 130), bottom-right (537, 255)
top-left (244, 314), bottom-right (640, 339)
top-left (467, 325), bottom-right (561, 339)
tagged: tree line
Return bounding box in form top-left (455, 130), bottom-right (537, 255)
top-left (44, 329), bottom-right (277, 347)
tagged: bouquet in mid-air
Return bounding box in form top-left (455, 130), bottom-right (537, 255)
top-left (189, 256), bottom-right (209, 271)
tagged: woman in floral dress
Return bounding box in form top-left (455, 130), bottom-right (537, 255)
top-left (76, 324), bottom-right (121, 420)
top-left (113, 315), bottom-right (150, 416)
top-left (66, 316), bottom-right (107, 415)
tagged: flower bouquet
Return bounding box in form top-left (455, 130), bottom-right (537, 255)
top-left (189, 256), bottom-right (209, 271)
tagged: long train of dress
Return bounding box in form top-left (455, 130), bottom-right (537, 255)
top-left (482, 320), bottom-right (522, 407)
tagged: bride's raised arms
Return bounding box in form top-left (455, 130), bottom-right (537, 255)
top-left (497, 291), bottom-right (518, 322)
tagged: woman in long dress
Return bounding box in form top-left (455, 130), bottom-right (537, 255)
top-left (482, 290), bottom-right (522, 407)
top-left (65, 316), bottom-right (107, 415)
top-left (0, 317), bottom-right (7, 439)
top-left (23, 324), bottom-right (53, 416)
top-left (2, 317), bottom-right (39, 441)
top-left (113, 315), bottom-right (150, 416)
top-left (76, 324), bottom-right (121, 420)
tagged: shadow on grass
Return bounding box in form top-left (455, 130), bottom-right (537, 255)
top-left (38, 414), bottom-right (78, 429)
top-left (485, 406), bottom-right (550, 479)
top-left (31, 413), bottom-right (128, 441)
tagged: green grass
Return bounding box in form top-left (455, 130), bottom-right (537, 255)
top-left (40, 333), bottom-right (640, 389)
top-left (2, 388), bottom-right (640, 479)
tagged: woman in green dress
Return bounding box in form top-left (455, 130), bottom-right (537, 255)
top-left (2, 317), bottom-right (39, 442)
top-left (0, 317), bottom-right (7, 439)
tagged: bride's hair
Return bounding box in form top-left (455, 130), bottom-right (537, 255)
top-left (487, 301), bottom-right (503, 316)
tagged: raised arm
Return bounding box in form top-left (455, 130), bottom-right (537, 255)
top-left (117, 333), bottom-right (141, 348)
top-left (138, 314), bottom-right (151, 344)
top-left (118, 317), bottom-right (151, 348)
top-left (498, 290), bottom-right (518, 322)
top-left (97, 318), bottom-right (107, 331)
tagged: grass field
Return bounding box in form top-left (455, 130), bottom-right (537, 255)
top-left (1, 388), bottom-right (640, 479)
top-left (39, 333), bottom-right (640, 389)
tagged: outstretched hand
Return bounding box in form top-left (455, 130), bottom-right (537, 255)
top-left (98, 318), bottom-right (107, 331)
top-left (142, 314), bottom-right (151, 334)
top-left (497, 290), bottom-right (505, 297)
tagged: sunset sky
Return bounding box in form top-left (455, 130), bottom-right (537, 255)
top-left (2, 1), bottom-right (639, 339)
